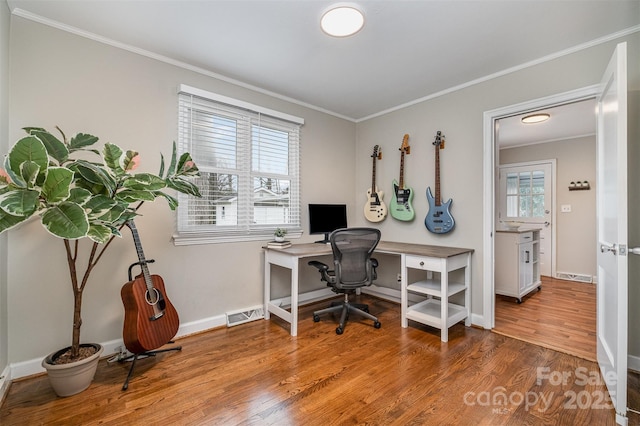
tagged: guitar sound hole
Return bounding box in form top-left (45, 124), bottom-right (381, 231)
top-left (145, 288), bottom-right (160, 306)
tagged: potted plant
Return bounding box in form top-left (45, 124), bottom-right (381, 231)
top-left (274, 227), bottom-right (287, 242)
top-left (0, 126), bottom-right (200, 396)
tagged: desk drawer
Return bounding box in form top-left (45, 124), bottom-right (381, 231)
top-left (406, 255), bottom-right (441, 271)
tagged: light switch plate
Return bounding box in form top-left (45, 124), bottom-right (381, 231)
top-left (561, 204), bottom-right (572, 213)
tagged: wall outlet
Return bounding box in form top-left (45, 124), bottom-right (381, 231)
top-left (561, 204), bottom-right (572, 213)
top-left (397, 273), bottom-right (402, 282)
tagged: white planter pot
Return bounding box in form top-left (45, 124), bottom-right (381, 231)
top-left (42, 343), bottom-right (104, 397)
top-left (275, 236), bottom-right (285, 242)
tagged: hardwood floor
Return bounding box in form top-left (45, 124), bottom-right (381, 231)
top-left (494, 276), bottom-right (596, 362)
top-left (1, 295), bottom-right (616, 425)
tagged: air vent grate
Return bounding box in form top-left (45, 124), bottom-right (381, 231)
top-left (225, 306), bottom-right (264, 327)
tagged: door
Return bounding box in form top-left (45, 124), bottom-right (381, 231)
top-left (596, 42), bottom-right (627, 425)
top-left (499, 161), bottom-right (553, 276)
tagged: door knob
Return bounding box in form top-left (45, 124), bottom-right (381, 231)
top-left (630, 247), bottom-right (640, 255)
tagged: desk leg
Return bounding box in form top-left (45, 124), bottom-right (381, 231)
top-left (440, 260), bottom-right (449, 343)
top-left (400, 254), bottom-right (408, 328)
top-left (464, 253), bottom-right (471, 327)
top-left (264, 253), bottom-right (271, 320)
top-left (290, 260), bottom-right (299, 336)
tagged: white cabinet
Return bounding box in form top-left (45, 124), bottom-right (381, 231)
top-left (495, 230), bottom-right (541, 303)
top-left (400, 249), bottom-right (472, 342)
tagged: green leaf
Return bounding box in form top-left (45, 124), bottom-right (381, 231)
top-left (20, 161), bottom-right (41, 187)
top-left (74, 178), bottom-right (109, 197)
top-left (0, 189), bottom-right (39, 216)
top-left (30, 130), bottom-right (69, 164)
top-left (166, 142), bottom-right (178, 177)
top-left (41, 202), bottom-right (89, 239)
top-left (87, 223), bottom-right (113, 244)
top-left (96, 202), bottom-right (128, 223)
top-left (84, 195), bottom-right (117, 218)
top-left (115, 189), bottom-right (156, 203)
top-left (158, 152), bottom-right (165, 178)
top-left (167, 177), bottom-right (202, 197)
top-left (69, 160), bottom-right (116, 196)
top-left (0, 209), bottom-right (29, 233)
top-left (102, 143), bottom-right (125, 177)
top-left (122, 150), bottom-right (139, 172)
top-left (68, 188), bottom-right (92, 205)
top-left (42, 167), bottom-right (74, 203)
top-left (3, 157), bottom-right (25, 188)
top-left (154, 191), bottom-right (178, 210)
top-left (68, 133), bottom-right (99, 151)
top-left (122, 173), bottom-right (167, 191)
top-left (176, 152), bottom-right (199, 177)
top-left (7, 136), bottom-right (48, 183)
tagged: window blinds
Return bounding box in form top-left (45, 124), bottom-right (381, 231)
top-left (175, 86), bottom-right (303, 244)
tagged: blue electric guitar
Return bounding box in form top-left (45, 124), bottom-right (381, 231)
top-left (425, 131), bottom-right (455, 234)
top-left (390, 134), bottom-right (415, 221)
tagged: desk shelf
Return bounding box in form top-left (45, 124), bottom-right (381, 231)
top-left (405, 299), bottom-right (468, 329)
top-left (401, 252), bottom-right (472, 342)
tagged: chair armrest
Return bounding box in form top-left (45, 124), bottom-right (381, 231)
top-left (308, 260), bottom-right (329, 271)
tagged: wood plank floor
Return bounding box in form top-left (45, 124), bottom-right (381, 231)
top-left (1, 295), bottom-right (617, 425)
top-left (494, 276), bottom-right (596, 362)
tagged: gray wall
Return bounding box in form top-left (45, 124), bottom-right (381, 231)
top-left (500, 136), bottom-right (597, 279)
top-left (4, 12), bottom-right (640, 366)
top-left (0, 0), bottom-right (10, 381)
top-left (7, 16), bottom-right (356, 363)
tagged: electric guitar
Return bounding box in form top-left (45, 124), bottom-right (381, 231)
top-left (390, 134), bottom-right (415, 221)
top-left (121, 220), bottom-right (180, 354)
top-left (363, 145), bottom-right (387, 222)
top-left (425, 131), bottom-right (455, 233)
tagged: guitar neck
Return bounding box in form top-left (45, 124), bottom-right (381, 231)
top-left (127, 221), bottom-right (154, 293)
top-left (371, 154), bottom-right (377, 192)
top-left (434, 145), bottom-right (441, 206)
top-left (398, 151), bottom-right (405, 189)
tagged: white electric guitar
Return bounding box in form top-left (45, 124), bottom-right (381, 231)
top-left (364, 145), bottom-right (387, 222)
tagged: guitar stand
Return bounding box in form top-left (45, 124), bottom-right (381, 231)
top-left (120, 341), bottom-right (182, 391)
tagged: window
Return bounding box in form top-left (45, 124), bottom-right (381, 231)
top-left (175, 85), bottom-right (304, 244)
top-left (505, 171), bottom-right (546, 218)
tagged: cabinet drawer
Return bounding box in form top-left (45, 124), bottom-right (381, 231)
top-left (406, 255), bottom-right (441, 271)
top-left (518, 232), bottom-right (533, 243)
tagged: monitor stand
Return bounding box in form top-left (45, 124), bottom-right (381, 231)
top-left (314, 233), bottom-right (330, 244)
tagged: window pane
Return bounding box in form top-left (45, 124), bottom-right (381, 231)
top-left (519, 172), bottom-right (531, 195)
top-left (532, 194), bottom-right (545, 217)
top-left (252, 125), bottom-right (289, 175)
top-left (506, 195), bottom-right (518, 217)
top-left (187, 172), bottom-right (238, 226)
top-left (520, 195), bottom-right (532, 217)
top-left (253, 177), bottom-right (290, 225)
top-left (191, 110), bottom-right (237, 169)
top-left (506, 173), bottom-right (518, 195)
top-left (532, 170), bottom-right (545, 194)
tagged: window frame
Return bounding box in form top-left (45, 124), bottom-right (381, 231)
top-left (174, 85), bottom-right (304, 245)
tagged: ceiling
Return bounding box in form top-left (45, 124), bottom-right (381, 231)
top-left (6, 0), bottom-right (640, 144)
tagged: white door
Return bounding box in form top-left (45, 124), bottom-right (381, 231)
top-left (596, 42), bottom-right (627, 425)
top-left (499, 161), bottom-right (553, 276)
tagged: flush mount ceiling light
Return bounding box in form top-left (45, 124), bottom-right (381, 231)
top-left (321, 5), bottom-right (365, 37)
top-left (521, 113), bottom-right (551, 124)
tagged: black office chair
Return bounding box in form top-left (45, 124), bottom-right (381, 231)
top-left (308, 227), bottom-right (382, 335)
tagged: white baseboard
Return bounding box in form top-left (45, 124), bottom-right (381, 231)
top-left (629, 353), bottom-right (640, 373)
top-left (7, 313), bottom-right (228, 381)
top-left (0, 364), bottom-right (11, 404)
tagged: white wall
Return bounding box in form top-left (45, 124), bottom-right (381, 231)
top-left (7, 16), bottom-right (355, 364)
top-left (500, 136), bottom-right (597, 279)
top-left (354, 33), bottom-right (640, 321)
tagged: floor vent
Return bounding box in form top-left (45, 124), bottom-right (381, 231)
top-left (556, 272), bottom-right (593, 283)
top-left (226, 306), bottom-right (264, 327)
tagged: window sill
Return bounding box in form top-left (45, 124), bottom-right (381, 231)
top-left (173, 230), bottom-right (303, 246)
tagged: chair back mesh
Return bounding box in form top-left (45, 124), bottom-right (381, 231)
top-left (330, 228), bottom-right (381, 289)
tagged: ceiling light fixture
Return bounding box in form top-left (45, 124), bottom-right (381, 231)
top-left (321, 5), bottom-right (365, 37)
top-left (521, 113), bottom-right (550, 124)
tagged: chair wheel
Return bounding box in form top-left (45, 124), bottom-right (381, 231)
top-left (313, 314), bottom-right (320, 322)
top-left (336, 327), bottom-right (344, 335)
top-left (374, 321), bottom-right (381, 329)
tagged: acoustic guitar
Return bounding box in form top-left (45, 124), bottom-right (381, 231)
top-left (390, 134), bottom-right (415, 221)
top-left (121, 220), bottom-right (179, 354)
top-left (363, 145), bottom-right (387, 222)
top-left (425, 131), bottom-right (455, 234)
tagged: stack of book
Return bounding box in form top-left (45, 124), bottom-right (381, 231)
top-left (267, 240), bottom-right (292, 249)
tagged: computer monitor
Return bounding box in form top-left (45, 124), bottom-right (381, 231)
top-left (308, 203), bottom-right (348, 243)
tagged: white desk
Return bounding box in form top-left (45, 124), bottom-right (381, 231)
top-left (263, 241), bottom-right (473, 341)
